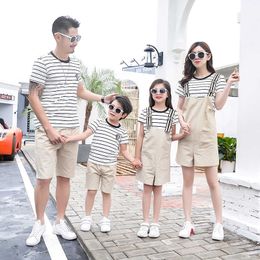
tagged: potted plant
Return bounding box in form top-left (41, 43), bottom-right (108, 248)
top-left (218, 136), bottom-right (237, 173)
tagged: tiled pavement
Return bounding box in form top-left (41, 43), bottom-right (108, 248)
top-left (22, 144), bottom-right (260, 260)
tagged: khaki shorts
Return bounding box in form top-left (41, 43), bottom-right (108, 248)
top-left (86, 162), bottom-right (117, 193)
top-left (35, 127), bottom-right (79, 179)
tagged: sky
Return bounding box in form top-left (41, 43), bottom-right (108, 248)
top-left (0, 0), bottom-right (240, 85)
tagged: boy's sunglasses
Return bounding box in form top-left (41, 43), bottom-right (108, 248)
top-left (188, 51), bottom-right (208, 61)
top-left (108, 104), bottom-right (124, 114)
top-left (58, 32), bottom-right (81, 43)
top-left (150, 88), bottom-right (167, 94)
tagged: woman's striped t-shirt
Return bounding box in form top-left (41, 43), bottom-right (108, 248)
top-left (30, 52), bottom-right (82, 129)
top-left (88, 119), bottom-right (128, 165)
top-left (176, 73), bottom-right (226, 98)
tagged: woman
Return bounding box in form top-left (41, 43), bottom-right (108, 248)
top-left (176, 42), bottom-right (239, 241)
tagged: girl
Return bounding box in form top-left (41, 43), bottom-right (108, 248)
top-left (133, 79), bottom-right (187, 238)
top-left (176, 42), bottom-right (239, 241)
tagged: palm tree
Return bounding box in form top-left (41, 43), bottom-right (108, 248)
top-left (81, 66), bottom-right (122, 132)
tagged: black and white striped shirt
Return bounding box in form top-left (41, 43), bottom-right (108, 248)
top-left (88, 119), bottom-right (128, 165)
top-left (176, 73), bottom-right (226, 98)
top-left (30, 52), bottom-right (82, 128)
top-left (138, 107), bottom-right (178, 132)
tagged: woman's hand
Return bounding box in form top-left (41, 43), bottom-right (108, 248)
top-left (227, 67), bottom-right (240, 86)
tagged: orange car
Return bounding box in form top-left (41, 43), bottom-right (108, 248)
top-left (0, 127), bottom-right (23, 160)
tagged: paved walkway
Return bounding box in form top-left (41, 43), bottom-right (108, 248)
top-left (22, 144), bottom-right (260, 260)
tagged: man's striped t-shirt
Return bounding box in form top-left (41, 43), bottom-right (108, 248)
top-left (30, 52), bottom-right (82, 128)
top-left (88, 119), bottom-right (128, 165)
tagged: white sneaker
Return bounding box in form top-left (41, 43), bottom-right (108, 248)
top-left (149, 223), bottom-right (160, 238)
top-left (179, 221), bottom-right (195, 238)
top-left (53, 219), bottom-right (77, 240)
top-left (99, 217), bottom-right (111, 232)
top-left (137, 223), bottom-right (149, 238)
top-left (26, 220), bottom-right (46, 246)
top-left (212, 223), bottom-right (224, 241)
top-left (80, 216), bottom-right (92, 232)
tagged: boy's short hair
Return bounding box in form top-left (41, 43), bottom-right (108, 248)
top-left (52, 16), bottom-right (80, 34)
top-left (114, 96), bottom-right (133, 116)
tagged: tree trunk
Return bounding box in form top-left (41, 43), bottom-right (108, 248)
top-left (82, 102), bottom-right (92, 144)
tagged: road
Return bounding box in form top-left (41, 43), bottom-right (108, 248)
top-left (0, 152), bottom-right (89, 260)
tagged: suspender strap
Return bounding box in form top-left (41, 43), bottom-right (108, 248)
top-left (184, 83), bottom-right (190, 97)
top-left (208, 73), bottom-right (220, 97)
top-left (165, 108), bottom-right (175, 133)
top-left (146, 107), bottom-right (152, 129)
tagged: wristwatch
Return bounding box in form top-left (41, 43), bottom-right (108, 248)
top-left (101, 96), bottom-right (105, 103)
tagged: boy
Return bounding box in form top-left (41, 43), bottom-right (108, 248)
top-left (65, 96), bottom-right (137, 232)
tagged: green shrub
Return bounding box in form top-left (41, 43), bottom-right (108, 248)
top-left (218, 136), bottom-right (237, 162)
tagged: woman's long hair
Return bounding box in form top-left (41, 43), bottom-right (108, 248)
top-left (149, 79), bottom-right (173, 109)
top-left (179, 41), bottom-right (215, 87)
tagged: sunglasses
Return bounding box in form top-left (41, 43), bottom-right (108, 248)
top-left (188, 51), bottom-right (208, 61)
top-left (58, 32), bottom-right (81, 43)
top-left (108, 104), bottom-right (124, 114)
top-left (150, 88), bottom-right (167, 94)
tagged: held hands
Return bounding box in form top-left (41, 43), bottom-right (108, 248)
top-left (45, 127), bottom-right (66, 145)
top-left (227, 67), bottom-right (240, 86)
top-left (132, 158), bottom-right (142, 169)
top-left (180, 121), bottom-right (191, 135)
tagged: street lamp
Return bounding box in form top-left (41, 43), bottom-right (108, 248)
top-left (144, 44), bottom-right (163, 68)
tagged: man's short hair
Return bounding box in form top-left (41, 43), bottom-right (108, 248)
top-left (52, 16), bottom-right (80, 34)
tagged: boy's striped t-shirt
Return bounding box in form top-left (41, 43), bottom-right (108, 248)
top-left (88, 119), bottom-right (128, 165)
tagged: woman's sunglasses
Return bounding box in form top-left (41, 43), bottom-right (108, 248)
top-left (58, 32), bottom-right (81, 43)
top-left (150, 88), bottom-right (167, 94)
top-left (108, 104), bottom-right (124, 114)
top-left (188, 51), bottom-right (208, 61)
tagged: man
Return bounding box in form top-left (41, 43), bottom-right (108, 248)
top-left (26, 16), bottom-right (115, 246)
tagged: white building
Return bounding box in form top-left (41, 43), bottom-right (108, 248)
top-left (0, 82), bottom-right (20, 128)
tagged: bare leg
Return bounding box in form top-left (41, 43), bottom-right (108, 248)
top-left (102, 192), bottom-right (111, 218)
top-left (35, 178), bottom-right (51, 224)
top-left (56, 176), bottom-right (70, 222)
top-left (143, 184), bottom-right (153, 223)
top-left (85, 190), bottom-right (97, 216)
top-left (205, 166), bottom-right (222, 223)
top-left (152, 185), bottom-right (162, 223)
top-left (182, 166), bottom-right (195, 222)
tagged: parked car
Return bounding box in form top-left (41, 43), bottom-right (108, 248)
top-left (0, 122), bottom-right (23, 160)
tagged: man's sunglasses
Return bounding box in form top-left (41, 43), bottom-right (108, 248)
top-left (108, 104), bottom-right (124, 114)
top-left (150, 88), bottom-right (167, 94)
top-left (58, 32), bottom-right (81, 43)
top-left (188, 51), bottom-right (208, 61)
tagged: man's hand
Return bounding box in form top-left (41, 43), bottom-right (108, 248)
top-left (45, 127), bottom-right (65, 145)
top-left (103, 93), bottom-right (117, 104)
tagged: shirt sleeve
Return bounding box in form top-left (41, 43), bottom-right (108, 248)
top-left (88, 120), bottom-right (100, 133)
top-left (175, 83), bottom-right (185, 97)
top-left (120, 130), bottom-right (129, 144)
top-left (171, 109), bottom-right (179, 125)
top-left (30, 57), bottom-right (47, 86)
top-left (216, 74), bottom-right (226, 93)
top-left (138, 108), bottom-right (146, 124)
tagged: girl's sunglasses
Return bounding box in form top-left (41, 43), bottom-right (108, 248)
top-left (150, 88), bottom-right (167, 94)
top-left (108, 104), bottom-right (124, 114)
top-left (188, 51), bottom-right (208, 61)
